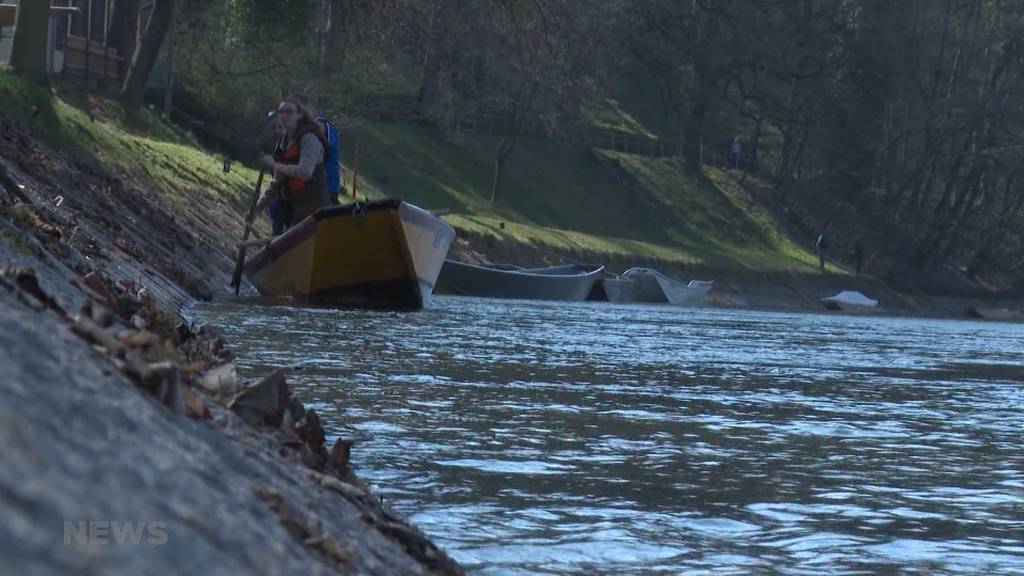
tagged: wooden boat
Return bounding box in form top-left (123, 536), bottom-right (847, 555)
top-left (438, 261), bottom-right (604, 301)
top-left (605, 267), bottom-right (712, 306)
top-left (821, 290), bottom-right (878, 312)
top-left (243, 199), bottom-right (455, 309)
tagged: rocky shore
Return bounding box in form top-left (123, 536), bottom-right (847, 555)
top-left (0, 113), bottom-right (461, 574)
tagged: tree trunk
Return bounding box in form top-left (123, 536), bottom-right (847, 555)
top-left (120, 0), bottom-right (175, 111)
top-left (489, 134), bottom-right (516, 207)
top-left (417, 1), bottom-right (451, 111)
top-left (739, 117), bottom-right (761, 185)
top-left (682, 91), bottom-right (710, 174)
top-left (10, 0), bottom-right (51, 84)
top-left (108, 0), bottom-right (141, 79)
top-left (682, 7), bottom-right (721, 174)
top-left (488, 81), bottom-right (537, 207)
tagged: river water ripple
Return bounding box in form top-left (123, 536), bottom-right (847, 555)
top-left (194, 297), bottom-right (1024, 575)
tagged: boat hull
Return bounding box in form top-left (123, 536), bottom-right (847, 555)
top-left (439, 261), bottom-right (604, 301)
top-left (598, 277), bottom-right (640, 302)
top-left (821, 300), bottom-right (876, 313)
top-left (619, 268), bottom-right (712, 306)
top-left (244, 199), bottom-right (454, 309)
top-left (820, 291), bottom-right (878, 313)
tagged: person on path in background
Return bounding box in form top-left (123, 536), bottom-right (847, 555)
top-left (258, 97), bottom-right (330, 232)
top-left (730, 137), bottom-right (743, 170)
top-left (853, 241), bottom-right (864, 275)
top-left (815, 232), bottom-right (829, 271)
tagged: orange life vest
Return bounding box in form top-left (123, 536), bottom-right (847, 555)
top-left (274, 123), bottom-right (327, 200)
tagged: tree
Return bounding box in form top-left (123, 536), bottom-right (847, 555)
top-left (108, 0), bottom-right (142, 80)
top-left (9, 0), bottom-right (50, 84)
top-left (121, 0), bottom-right (175, 111)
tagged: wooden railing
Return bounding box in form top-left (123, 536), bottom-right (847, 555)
top-left (62, 34), bottom-right (123, 81)
top-left (341, 96), bottom-right (683, 159)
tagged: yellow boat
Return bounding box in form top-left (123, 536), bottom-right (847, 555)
top-left (243, 199), bottom-right (455, 309)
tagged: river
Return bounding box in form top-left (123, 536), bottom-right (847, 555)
top-left (193, 297), bottom-right (1024, 575)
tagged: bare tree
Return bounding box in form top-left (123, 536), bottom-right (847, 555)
top-left (120, 0), bottom-right (175, 111)
top-left (108, 0), bottom-right (142, 80)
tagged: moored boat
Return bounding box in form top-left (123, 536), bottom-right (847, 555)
top-left (616, 267), bottom-right (713, 306)
top-left (590, 276), bottom-right (640, 303)
top-left (820, 290), bottom-right (878, 312)
top-left (438, 261), bottom-right (604, 301)
top-left (243, 199), bottom-right (455, 309)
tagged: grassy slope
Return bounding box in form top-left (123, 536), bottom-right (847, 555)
top-left (1, 69), bottom-right (818, 273)
top-left (344, 117), bottom-right (821, 271)
top-left (0, 69), bottom-right (256, 210)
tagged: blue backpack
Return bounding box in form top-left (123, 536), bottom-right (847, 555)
top-left (318, 116), bottom-right (341, 198)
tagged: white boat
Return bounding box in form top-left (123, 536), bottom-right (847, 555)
top-left (596, 267), bottom-right (713, 306)
top-left (595, 276), bottom-right (638, 303)
top-left (821, 290), bottom-right (878, 312)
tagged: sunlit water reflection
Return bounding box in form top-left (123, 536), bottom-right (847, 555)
top-left (193, 297), bottom-right (1024, 574)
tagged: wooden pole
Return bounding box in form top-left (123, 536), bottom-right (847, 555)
top-left (230, 136), bottom-right (283, 294)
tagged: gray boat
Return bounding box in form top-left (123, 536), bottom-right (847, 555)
top-left (438, 260), bottom-right (605, 301)
top-left (592, 267), bottom-right (712, 306)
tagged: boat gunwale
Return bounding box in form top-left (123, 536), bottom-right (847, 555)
top-left (622, 266), bottom-right (713, 289)
top-left (243, 199), bottom-right (454, 289)
top-left (243, 217), bottom-right (319, 277)
top-left (245, 199), bottom-right (418, 277)
top-left (444, 260), bottom-right (605, 280)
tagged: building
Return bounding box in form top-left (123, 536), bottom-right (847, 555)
top-left (0, 1), bottom-right (135, 83)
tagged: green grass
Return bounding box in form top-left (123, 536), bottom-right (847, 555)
top-left (0, 68), bottom-right (820, 272)
top-left (0, 69), bottom-right (257, 209)
top-left (345, 117), bottom-right (820, 271)
top-left (581, 98), bottom-right (657, 137)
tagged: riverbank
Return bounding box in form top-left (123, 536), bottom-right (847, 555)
top-left (446, 228), bottom-right (1020, 319)
top-left (1, 65), bottom-right (1018, 572)
top-left (0, 85), bottom-right (460, 573)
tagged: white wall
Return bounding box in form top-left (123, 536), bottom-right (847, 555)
top-left (0, 0), bottom-right (16, 63)
top-left (0, 33), bottom-right (13, 65)
top-left (0, 2), bottom-right (66, 74)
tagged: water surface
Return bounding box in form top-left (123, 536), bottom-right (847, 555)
top-left (193, 297), bottom-right (1024, 574)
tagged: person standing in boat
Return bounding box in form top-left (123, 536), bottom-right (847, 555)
top-left (265, 113), bottom-right (290, 235)
top-left (259, 97), bottom-right (330, 231)
top-left (291, 94), bottom-right (343, 204)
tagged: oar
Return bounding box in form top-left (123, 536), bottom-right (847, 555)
top-left (231, 135), bottom-right (283, 294)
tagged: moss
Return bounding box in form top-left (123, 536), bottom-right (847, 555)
top-left (0, 204), bottom-right (36, 228)
top-left (0, 70), bottom-right (258, 212)
top-left (0, 226), bottom-right (36, 256)
top-left (580, 98), bottom-right (657, 138)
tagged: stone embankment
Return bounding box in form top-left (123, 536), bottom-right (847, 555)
top-left (0, 113), bottom-right (461, 574)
